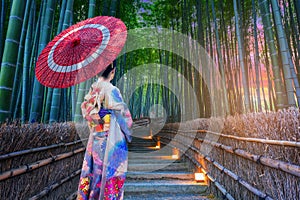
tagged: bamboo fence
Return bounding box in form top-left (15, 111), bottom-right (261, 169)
top-left (157, 107), bottom-right (300, 200)
top-left (0, 122), bottom-right (89, 199)
top-left (0, 119), bottom-right (147, 199)
top-left (1, 108), bottom-right (299, 199)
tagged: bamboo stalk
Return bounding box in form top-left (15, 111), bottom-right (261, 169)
top-left (0, 147), bottom-right (85, 181)
top-left (0, 138), bottom-right (88, 160)
top-left (28, 169), bottom-right (81, 200)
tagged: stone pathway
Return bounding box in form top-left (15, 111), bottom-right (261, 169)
top-left (124, 134), bottom-right (211, 200)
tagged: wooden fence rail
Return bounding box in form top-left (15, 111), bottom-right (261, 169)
top-left (1, 114), bottom-right (299, 199)
top-left (164, 129), bottom-right (300, 148)
top-left (0, 138), bottom-right (88, 160)
top-left (159, 133), bottom-right (274, 200)
top-left (0, 118), bottom-right (151, 199)
top-left (157, 122), bottom-right (300, 200)
top-left (132, 117), bottom-right (151, 129)
top-left (161, 129), bottom-right (300, 177)
top-left (0, 147), bottom-right (85, 181)
top-left (162, 139), bottom-right (236, 200)
top-left (28, 169), bottom-right (81, 200)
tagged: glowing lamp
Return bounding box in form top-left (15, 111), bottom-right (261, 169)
top-left (172, 154), bottom-right (179, 159)
top-left (194, 173), bottom-right (205, 182)
top-left (155, 139), bottom-right (161, 149)
top-left (172, 148), bottom-right (180, 159)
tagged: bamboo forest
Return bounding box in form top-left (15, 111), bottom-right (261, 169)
top-left (0, 0), bottom-right (300, 200)
top-left (0, 0), bottom-right (299, 123)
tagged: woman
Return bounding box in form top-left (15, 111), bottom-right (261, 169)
top-left (77, 64), bottom-right (133, 200)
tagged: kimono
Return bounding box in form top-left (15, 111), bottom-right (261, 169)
top-left (77, 79), bottom-right (133, 200)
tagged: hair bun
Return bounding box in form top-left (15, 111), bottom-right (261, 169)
top-left (98, 63), bottom-right (115, 79)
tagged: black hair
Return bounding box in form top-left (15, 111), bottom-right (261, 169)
top-left (97, 64), bottom-right (116, 79)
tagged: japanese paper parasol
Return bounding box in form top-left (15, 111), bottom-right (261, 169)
top-left (35, 16), bottom-right (127, 88)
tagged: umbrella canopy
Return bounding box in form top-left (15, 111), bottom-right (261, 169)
top-left (35, 16), bottom-right (127, 88)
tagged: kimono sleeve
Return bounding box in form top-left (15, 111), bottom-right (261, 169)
top-left (81, 87), bottom-right (94, 121)
top-left (110, 87), bottom-right (133, 142)
top-left (81, 82), bottom-right (103, 122)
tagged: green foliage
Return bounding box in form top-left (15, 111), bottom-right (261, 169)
top-left (119, 0), bottom-right (140, 29)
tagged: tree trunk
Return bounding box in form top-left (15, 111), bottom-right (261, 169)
top-left (74, 0), bottom-right (96, 122)
top-left (233, 0), bottom-right (250, 112)
top-left (22, 1), bottom-right (35, 123)
top-left (252, 0), bottom-right (262, 111)
top-left (294, 0), bottom-right (300, 33)
top-left (195, 0), bottom-right (205, 117)
top-left (0, 0), bottom-right (26, 122)
top-left (181, 0), bottom-right (188, 121)
top-left (271, 0), bottom-right (298, 106)
top-left (43, 0), bottom-right (67, 123)
top-left (29, 0), bottom-right (56, 122)
top-left (258, 0), bottom-right (287, 109)
top-left (102, 0), bottom-right (110, 16)
top-left (10, 0), bottom-right (33, 119)
top-left (287, 0), bottom-right (300, 78)
top-left (0, 0), bottom-right (5, 66)
top-left (50, 0), bottom-right (73, 123)
top-left (110, 0), bottom-right (119, 16)
top-left (211, 0), bottom-right (229, 114)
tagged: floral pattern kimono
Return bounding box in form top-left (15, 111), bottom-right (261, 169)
top-left (77, 79), bottom-right (133, 200)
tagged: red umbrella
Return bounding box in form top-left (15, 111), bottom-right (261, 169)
top-left (35, 16), bottom-right (127, 88)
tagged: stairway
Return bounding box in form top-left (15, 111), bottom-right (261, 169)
top-left (124, 136), bottom-right (209, 200)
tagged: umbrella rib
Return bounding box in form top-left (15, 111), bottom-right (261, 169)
top-left (37, 59), bottom-right (60, 88)
top-left (80, 42), bottom-right (124, 57)
top-left (44, 51), bottom-right (69, 88)
top-left (82, 43), bottom-right (120, 65)
top-left (60, 46), bottom-right (74, 87)
top-left (74, 43), bottom-right (105, 80)
top-left (80, 46), bottom-right (94, 81)
top-left (69, 47), bottom-right (77, 85)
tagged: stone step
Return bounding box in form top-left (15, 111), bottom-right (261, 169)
top-left (128, 162), bottom-right (189, 172)
top-left (124, 179), bottom-right (208, 194)
top-left (129, 146), bottom-right (158, 149)
top-left (128, 147), bottom-right (174, 158)
top-left (132, 129), bottom-right (151, 137)
top-left (128, 154), bottom-right (175, 160)
top-left (128, 158), bottom-right (179, 164)
top-left (128, 142), bottom-right (157, 147)
top-left (129, 137), bottom-right (154, 142)
top-left (128, 149), bottom-right (159, 153)
top-left (127, 171), bottom-right (194, 180)
top-left (124, 192), bottom-right (210, 200)
top-left (131, 134), bottom-right (153, 139)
